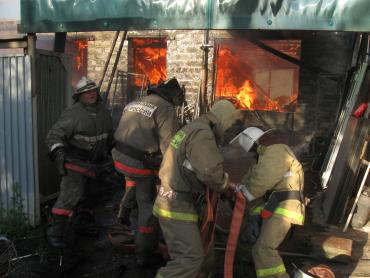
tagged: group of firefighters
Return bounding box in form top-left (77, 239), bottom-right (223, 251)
top-left (46, 76), bottom-right (305, 278)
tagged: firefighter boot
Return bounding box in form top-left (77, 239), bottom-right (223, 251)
top-left (46, 214), bottom-right (71, 248)
top-left (117, 206), bottom-right (131, 227)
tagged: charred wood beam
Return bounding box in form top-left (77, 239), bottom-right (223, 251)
top-left (105, 31), bottom-right (127, 104)
top-left (0, 37), bottom-right (28, 49)
top-left (246, 38), bottom-right (338, 81)
top-left (54, 32), bottom-right (66, 53)
top-left (200, 29), bottom-right (211, 114)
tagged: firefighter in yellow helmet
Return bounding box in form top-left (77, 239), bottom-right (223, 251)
top-left (154, 100), bottom-right (240, 278)
top-left (234, 127), bottom-right (305, 278)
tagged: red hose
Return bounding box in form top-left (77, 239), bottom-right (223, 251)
top-left (224, 192), bottom-right (247, 278)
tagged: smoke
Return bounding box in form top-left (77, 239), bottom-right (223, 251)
top-left (291, 133), bottom-right (315, 161)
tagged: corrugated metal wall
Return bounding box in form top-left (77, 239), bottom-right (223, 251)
top-left (0, 52), bottom-right (69, 227)
top-left (0, 55), bottom-right (38, 226)
top-left (36, 51), bottom-right (69, 200)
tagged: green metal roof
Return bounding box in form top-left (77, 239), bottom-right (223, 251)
top-left (20, 0), bottom-right (370, 33)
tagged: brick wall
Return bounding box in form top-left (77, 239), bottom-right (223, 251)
top-left (74, 30), bottom-right (354, 137)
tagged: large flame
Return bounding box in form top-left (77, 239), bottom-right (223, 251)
top-left (132, 38), bottom-right (167, 87)
top-left (215, 40), bottom-right (300, 112)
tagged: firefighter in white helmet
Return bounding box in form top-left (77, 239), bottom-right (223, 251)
top-left (233, 127), bottom-right (305, 278)
top-left (46, 76), bottom-right (114, 248)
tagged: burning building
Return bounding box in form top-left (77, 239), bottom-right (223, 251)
top-left (0, 2), bottom-right (369, 277)
top-left (71, 29), bottom-right (365, 228)
top-left (84, 30), bottom-right (349, 137)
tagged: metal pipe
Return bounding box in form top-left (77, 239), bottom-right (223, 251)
top-left (200, 30), bottom-right (211, 114)
top-left (364, 34), bottom-right (370, 64)
top-left (98, 31), bottom-right (120, 89)
top-left (9, 253), bottom-right (39, 262)
top-left (105, 30), bottom-right (127, 104)
top-left (211, 44), bottom-right (219, 106)
top-left (110, 70), bottom-right (120, 117)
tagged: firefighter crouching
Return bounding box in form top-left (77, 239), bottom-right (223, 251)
top-left (111, 78), bottom-right (183, 266)
top-left (234, 127), bottom-right (305, 278)
top-left (154, 100), bottom-right (240, 278)
top-left (46, 76), bottom-right (114, 248)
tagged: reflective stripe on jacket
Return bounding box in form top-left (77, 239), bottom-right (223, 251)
top-left (46, 101), bottom-right (113, 167)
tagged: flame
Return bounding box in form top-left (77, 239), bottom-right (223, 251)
top-left (132, 38), bottom-right (167, 87)
top-left (215, 41), bottom-right (300, 112)
top-left (75, 40), bottom-right (88, 71)
top-left (235, 80), bottom-right (255, 109)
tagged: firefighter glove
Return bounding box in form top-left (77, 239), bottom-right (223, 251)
top-left (52, 148), bottom-right (67, 176)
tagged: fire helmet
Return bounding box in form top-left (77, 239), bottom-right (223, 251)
top-left (230, 127), bottom-right (269, 152)
top-left (147, 77), bottom-right (184, 106)
top-left (73, 76), bottom-right (99, 100)
top-left (210, 100), bottom-right (239, 136)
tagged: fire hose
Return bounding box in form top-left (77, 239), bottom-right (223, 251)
top-left (224, 190), bottom-right (248, 278)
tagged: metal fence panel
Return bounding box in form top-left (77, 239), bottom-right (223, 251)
top-left (0, 55), bottom-right (38, 226)
top-left (36, 51), bottom-right (69, 201)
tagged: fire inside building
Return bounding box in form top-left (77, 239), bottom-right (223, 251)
top-left (214, 39), bottom-right (300, 112)
top-left (0, 1), bottom-right (370, 277)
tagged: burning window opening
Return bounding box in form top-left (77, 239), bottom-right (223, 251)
top-left (75, 40), bottom-right (88, 71)
top-left (131, 38), bottom-right (167, 87)
top-left (64, 39), bottom-right (88, 87)
top-left (215, 39), bottom-right (301, 112)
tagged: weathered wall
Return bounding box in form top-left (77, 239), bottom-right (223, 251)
top-left (79, 30), bottom-right (208, 99)
top-left (298, 32), bottom-right (354, 133)
top-left (75, 30), bottom-right (354, 139)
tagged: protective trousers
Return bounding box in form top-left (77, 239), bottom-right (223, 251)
top-left (252, 214), bottom-right (291, 278)
top-left (132, 176), bottom-right (159, 263)
top-left (48, 169), bottom-right (97, 247)
top-left (117, 178), bottom-right (138, 225)
top-left (52, 170), bottom-right (88, 216)
top-left (156, 218), bottom-right (214, 278)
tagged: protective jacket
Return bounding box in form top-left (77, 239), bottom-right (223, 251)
top-left (243, 144), bottom-right (305, 225)
top-left (112, 93), bottom-right (180, 177)
top-left (46, 101), bottom-right (113, 175)
top-left (153, 113), bottom-right (229, 223)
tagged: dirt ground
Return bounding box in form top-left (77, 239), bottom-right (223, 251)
top-left (4, 182), bottom-right (163, 278)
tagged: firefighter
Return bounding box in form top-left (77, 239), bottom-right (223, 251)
top-left (154, 100), bottom-right (240, 278)
top-left (46, 76), bottom-right (114, 248)
top-left (111, 77), bottom-right (183, 266)
top-left (235, 127), bottom-right (305, 278)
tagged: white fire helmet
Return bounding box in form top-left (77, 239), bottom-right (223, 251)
top-left (73, 76), bottom-right (98, 99)
top-left (230, 127), bottom-right (268, 152)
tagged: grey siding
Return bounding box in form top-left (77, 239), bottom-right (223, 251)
top-left (0, 55), bottom-right (38, 226)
